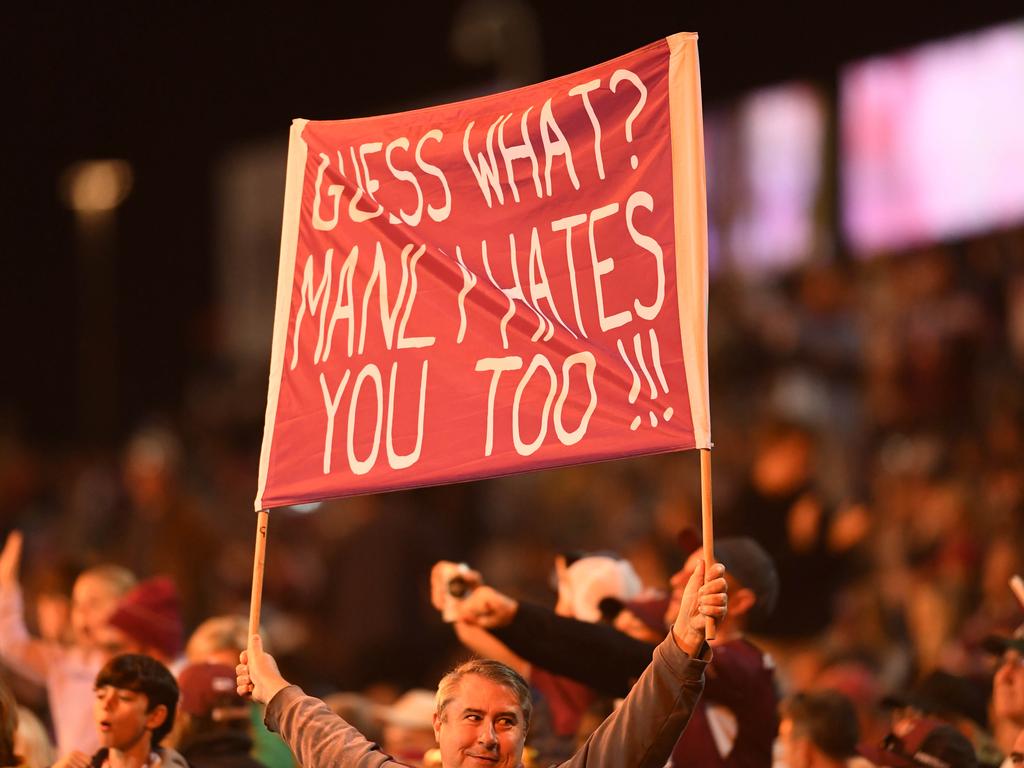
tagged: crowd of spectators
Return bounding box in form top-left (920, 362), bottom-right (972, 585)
top-left (0, 223), bottom-right (1022, 768)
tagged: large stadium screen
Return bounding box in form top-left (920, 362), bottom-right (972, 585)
top-left (841, 21), bottom-right (1024, 256)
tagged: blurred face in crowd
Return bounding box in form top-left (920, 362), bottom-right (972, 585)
top-left (778, 716), bottom-right (811, 768)
top-left (94, 684), bottom-right (164, 754)
top-left (752, 433), bottom-right (812, 495)
top-left (71, 574), bottom-right (122, 649)
top-left (433, 674), bottom-right (526, 768)
top-left (994, 650), bottom-right (1024, 723)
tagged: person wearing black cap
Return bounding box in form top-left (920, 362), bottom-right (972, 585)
top-left (432, 535), bottom-right (780, 768)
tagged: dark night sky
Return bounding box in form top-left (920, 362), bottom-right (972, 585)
top-left (3, 2), bottom-right (1019, 445)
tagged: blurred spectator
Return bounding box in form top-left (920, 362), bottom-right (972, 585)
top-left (11, 706), bottom-right (53, 768)
top-left (377, 689), bottom-right (437, 766)
top-left (109, 426), bottom-right (219, 628)
top-left (184, 616), bottom-right (293, 768)
top-left (551, 553), bottom-right (643, 623)
top-left (813, 657), bottom-right (889, 749)
top-left (777, 690), bottom-right (862, 768)
top-left (880, 670), bottom-right (999, 768)
top-left (0, 679), bottom-right (20, 768)
top-left (186, 616), bottom-right (250, 668)
top-left (1008, 731), bottom-right (1024, 768)
top-left (858, 716), bottom-right (977, 768)
top-left (96, 577), bottom-right (183, 667)
top-left (0, 531), bottom-right (136, 754)
top-left (176, 662), bottom-right (265, 768)
top-left (322, 693), bottom-right (382, 745)
top-left (723, 419), bottom-right (863, 641)
top-left (983, 631), bottom-right (1024, 759)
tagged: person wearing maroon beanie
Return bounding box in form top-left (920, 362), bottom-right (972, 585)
top-left (94, 577), bottom-right (184, 666)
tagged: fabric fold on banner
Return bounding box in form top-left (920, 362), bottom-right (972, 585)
top-left (256, 33), bottom-right (710, 510)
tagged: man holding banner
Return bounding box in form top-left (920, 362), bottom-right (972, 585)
top-left (237, 559), bottom-right (727, 768)
top-left (240, 29), bottom-right (724, 767)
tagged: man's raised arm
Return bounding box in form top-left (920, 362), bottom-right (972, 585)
top-left (237, 636), bottom-right (396, 768)
top-left (557, 559), bottom-right (727, 767)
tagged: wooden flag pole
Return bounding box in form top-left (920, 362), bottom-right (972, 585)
top-left (700, 448), bottom-right (717, 640)
top-left (248, 510), bottom-right (270, 645)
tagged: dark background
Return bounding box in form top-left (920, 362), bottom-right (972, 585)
top-left (3, 1), bottom-right (1020, 446)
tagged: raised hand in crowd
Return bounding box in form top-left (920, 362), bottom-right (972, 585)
top-left (429, 559), bottom-right (519, 629)
top-left (0, 531), bottom-right (23, 589)
top-left (428, 561), bottom-right (483, 615)
top-left (450, 585), bottom-right (520, 628)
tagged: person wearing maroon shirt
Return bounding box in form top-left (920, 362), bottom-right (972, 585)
top-left (436, 536), bottom-right (779, 768)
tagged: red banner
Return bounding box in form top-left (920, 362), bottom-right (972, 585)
top-left (256, 33), bottom-right (710, 510)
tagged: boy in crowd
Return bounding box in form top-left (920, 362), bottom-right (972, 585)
top-left (57, 654), bottom-right (186, 768)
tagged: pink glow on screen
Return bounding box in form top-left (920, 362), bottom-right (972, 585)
top-left (842, 22), bottom-right (1024, 255)
top-left (705, 83), bottom-right (827, 276)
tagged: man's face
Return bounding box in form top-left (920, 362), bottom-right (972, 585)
top-left (94, 685), bottom-right (164, 753)
top-left (71, 575), bottom-right (121, 648)
top-left (432, 674), bottom-right (526, 768)
top-left (994, 650), bottom-right (1024, 723)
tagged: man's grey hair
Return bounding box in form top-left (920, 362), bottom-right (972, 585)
top-left (435, 659), bottom-right (532, 728)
